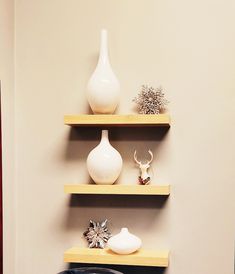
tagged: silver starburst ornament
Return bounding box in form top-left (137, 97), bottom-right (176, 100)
top-left (83, 219), bottom-right (111, 249)
top-left (133, 85), bottom-right (169, 114)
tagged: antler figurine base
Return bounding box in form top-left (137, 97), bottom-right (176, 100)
top-left (138, 176), bottom-right (150, 185)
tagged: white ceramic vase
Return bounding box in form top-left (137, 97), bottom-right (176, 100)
top-left (107, 228), bottom-right (142, 255)
top-left (87, 29), bottom-right (120, 114)
top-left (87, 130), bottom-right (123, 185)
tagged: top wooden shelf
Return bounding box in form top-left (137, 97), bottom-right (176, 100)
top-left (64, 114), bottom-right (170, 127)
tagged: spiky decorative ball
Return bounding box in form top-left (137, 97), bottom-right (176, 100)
top-left (83, 219), bottom-right (111, 249)
top-left (133, 85), bottom-right (169, 114)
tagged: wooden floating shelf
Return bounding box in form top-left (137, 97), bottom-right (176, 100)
top-left (64, 114), bottom-right (170, 127)
top-left (64, 184), bottom-right (170, 195)
top-left (64, 247), bottom-right (169, 267)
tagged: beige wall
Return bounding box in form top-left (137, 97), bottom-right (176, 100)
top-left (0, 0), bottom-right (15, 273)
top-left (3, 0), bottom-right (234, 273)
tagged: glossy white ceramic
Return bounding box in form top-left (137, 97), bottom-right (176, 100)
top-left (87, 29), bottom-right (120, 114)
top-left (87, 130), bottom-right (123, 184)
top-left (107, 228), bottom-right (142, 255)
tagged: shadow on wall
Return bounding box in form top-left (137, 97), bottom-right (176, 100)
top-left (65, 126), bottom-right (169, 143)
top-left (63, 263), bottom-right (167, 274)
top-left (62, 194), bottom-right (169, 233)
top-left (61, 194), bottom-right (169, 245)
top-left (63, 126), bottom-right (170, 171)
top-left (63, 126), bottom-right (170, 168)
top-left (69, 194), bottom-right (169, 209)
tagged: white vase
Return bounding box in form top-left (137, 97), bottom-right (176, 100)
top-left (87, 29), bottom-right (120, 114)
top-left (107, 228), bottom-right (142, 255)
top-left (87, 130), bottom-right (123, 185)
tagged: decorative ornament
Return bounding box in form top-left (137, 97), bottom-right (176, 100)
top-left (87, 130), bottom-right (123, 185)
top-left (83, 219), bottom-right (111, 249)
top-left (107, 228), bottom-right (142, 255)
top-left (87, 29), bottom-right (121, 114)
top-left (134, 150), bottom-right (153, 185)
top-left (133, 85), bottom-right (169, 114)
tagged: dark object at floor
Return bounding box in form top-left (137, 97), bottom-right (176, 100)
top-left (59, 267), bottom-right (123, 274)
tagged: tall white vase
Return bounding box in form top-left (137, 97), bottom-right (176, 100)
top-left (87, 130), bottom-right (123, 185)
top-left (87, 29), bottom-right (120, 114)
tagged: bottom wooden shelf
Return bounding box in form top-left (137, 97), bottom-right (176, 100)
top-left (64, 247), bottom-right (169, 267)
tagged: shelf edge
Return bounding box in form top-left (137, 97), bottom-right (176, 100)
top-left (64, 247), bottom-right (169, 267)
top-left (64, 184), bottom-right (171, 195)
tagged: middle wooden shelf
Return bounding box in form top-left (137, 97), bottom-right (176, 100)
top-left (64, 184), bottom-right (170, 195)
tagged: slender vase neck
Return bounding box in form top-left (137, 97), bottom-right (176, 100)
top-left (98, 29), bottom-right (110, 66)
top-left (100, 130), bottom-right (110, 144)
top-left (121, 228), bottom-right (129, 234)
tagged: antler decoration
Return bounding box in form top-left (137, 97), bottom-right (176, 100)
top-left (134, 150), bottom-right (153, 185)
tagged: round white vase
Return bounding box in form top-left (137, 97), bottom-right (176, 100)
top-left (107, 228), bottom-right (142, 255)
top-left (87, 130), bottom-right (123, 185)
top-left (87, 29), bottom-right (120, 114)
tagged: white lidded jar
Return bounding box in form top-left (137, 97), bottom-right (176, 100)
top-left (87, 29), bottom-right (120, 114)
top-left (87, 130), bottom-right (123, 184)
top-left (107, 228), bottom-right (142, 255)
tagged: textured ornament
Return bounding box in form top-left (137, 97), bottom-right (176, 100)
top-left (83, 219), bottom-right (111, 249)
top-left (133, 85), bottom-right (169, 114)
